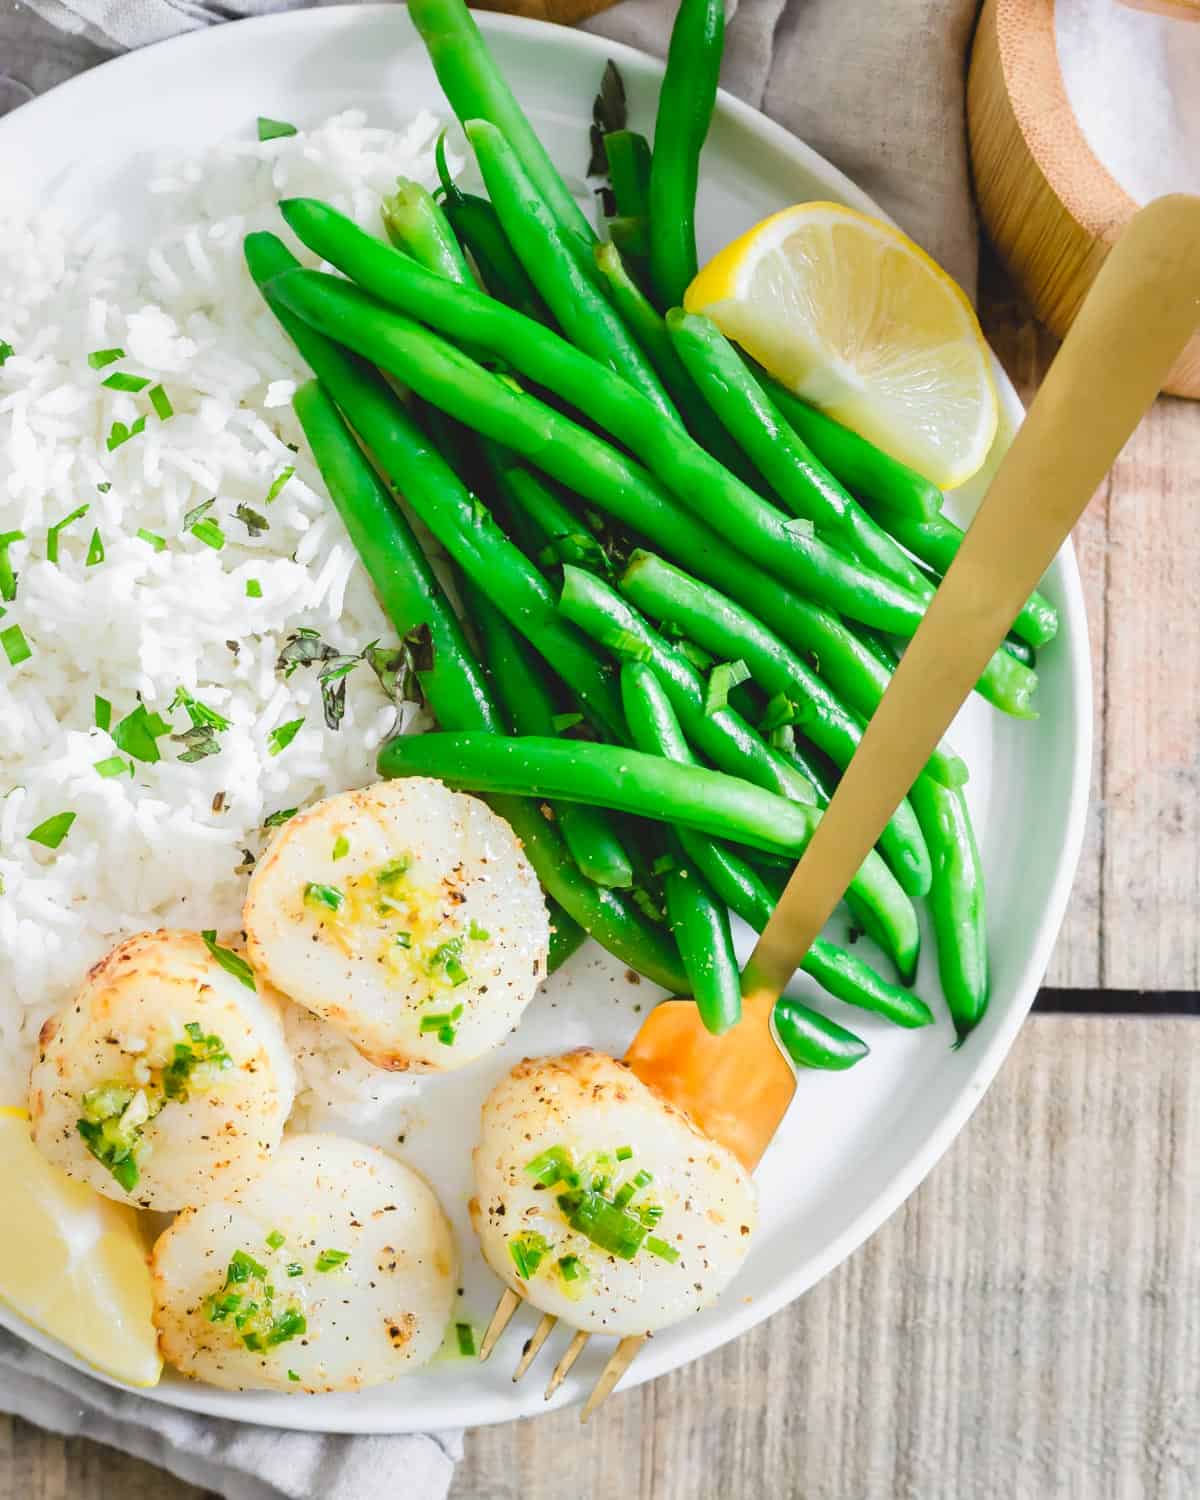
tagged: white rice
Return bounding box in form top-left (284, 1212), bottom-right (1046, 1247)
top-left (0, 110), bottom-right (456, 1114)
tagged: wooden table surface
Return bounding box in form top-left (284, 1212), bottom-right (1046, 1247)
top-left (0, 9), bottom-right (1197, 1490)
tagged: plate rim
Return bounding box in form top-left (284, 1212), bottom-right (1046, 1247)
top-left (0, 2), bottom-right (1093, 1433)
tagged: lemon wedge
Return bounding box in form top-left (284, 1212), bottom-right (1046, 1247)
top-left (0, 1106), bottom-right (161, 1386)
top-left (685, 202), bottom-right (999, 489)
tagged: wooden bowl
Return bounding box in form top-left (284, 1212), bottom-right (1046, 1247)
top-left (968, 0), bottom-right (1200, 398)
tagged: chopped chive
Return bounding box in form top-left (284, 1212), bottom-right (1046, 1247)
top-left (1, 624), bottom-right (31, 666)
top-left (245, 578), bottom-right (262, 598)
top-left (645, 1236), bottom-right (680, 1263)
top-left (394, 931), bottom-right (412, 949)
top-left (759, 693), bottom-right (797, 736)
top-left (314, 1248), bottom-right (349, 1273)
top-left (46, 508), bottom-right (91, 566)
top-left (27, 811), bottom-right (76, 850)
top-left (263, 807), bottom-right (297, 828)
top-left (94, 695), bottom-right (112, 731)
top-left (266, 1229), bottom-right (285, 1250)
top-left (257, 117), bottom-right (298, 142)
top-left (94, 756), bottom-right (131, 778)
top-left (190, 518), bottom-right (225, 550)
top-left (418, 1003), bottom-right (464, 1035)
top-left (287, 1369), bottom-right (301, 1382)
top-left (285, 1262), bottom-right (303, 1277)
top-left (376, 857), bottom-right (411, 888)
top-left (631, 1169), bottom-right (653, 1190)
top-left (615, 1145), bottom-right (633, 1161)
top-left (551, 711), bottom-right (583, 733)
top-left (88, 348), bottom-right (125, 369)
top-left (557, 1254), bottom-right (585, 1283)
top-left (96, 482), bottom-right (112, 494)
top-left (0, 531), bottom-right (24, 601)
top-left (525, 1146), bottom-right (574, 1187)
top-left (507, 1231), bottom-right (549, 1280)
top-left (182, 496), bottom-right (215, 531)
top-left (102, 372), bottom-right (151, 393)
top-left (106, 416), bottom-right (147, 451)
top-left (267, 717), bottom-right (304, 756)
top-left (200, 930), bottom-right (257, 992)
top-left (85, 528), bottom-right (105, 566)
top-left (455, 1322), bottom-right (476, 1358)
top-left (704, 659), bottom-right (751, 717)
top-left (304, 882), bottom-right (344, 913)
top-left (148, 385), bottom-right (173, 420)
top-left (136, 529), bottom-right (166, 552)
top-left (331, 835), bottom-right (349, 861)
top-left (0, 341), bottom-right (13, 365)
top-left (265, 465), bottom-right (296, 503)
top-left (468, 920), bottom-right (490, 942)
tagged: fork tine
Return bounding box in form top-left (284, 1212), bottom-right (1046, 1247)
top-left (512, 1312), bottom-right (557, 1380)
top-left (478, 1288), bottom-right (523, 1362)
top-left (544, 1328), bottom-right (590, 1399)
top-left (580, 1333), bottom-right (647, 1422)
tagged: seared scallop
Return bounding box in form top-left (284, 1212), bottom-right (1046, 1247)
top-left (28, 929), bottom-right (294, 1212)
top-left (471, 1050), bottom-right (757, 1337)
top-left (243, 779), bottom-right (549, 1072)
top-left (151, 1134), bottom-right (456, 1392)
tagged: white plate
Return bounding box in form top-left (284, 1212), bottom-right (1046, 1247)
top-left (0, 5), bottom-right (1091, 1433)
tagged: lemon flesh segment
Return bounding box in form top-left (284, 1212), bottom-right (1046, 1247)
top-left (0, 1109), bottom-right (161, 1386)
top-left (685, 202), bottom-right (999, 490)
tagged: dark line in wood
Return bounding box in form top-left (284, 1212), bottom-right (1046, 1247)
top-left (1034, 988), bottom-right (1200, 1017)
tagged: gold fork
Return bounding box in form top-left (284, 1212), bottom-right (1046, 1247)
top-left (478, 194), bottom-right (1200, 1419)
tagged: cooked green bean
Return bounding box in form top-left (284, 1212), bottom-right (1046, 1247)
top-left (908, 776), bottom-right (989, 1041)
top-left (756, 369), bottom-right (943, 521)
top-left (467, 585), bottom-right (634, 890)
top-left (648, 0), bottom-right (724, 308)
top-left (773, 1000), bottom-right (870, 1071)
top-left (407, 0), bottom-right (596, 253)
top-left (466, 121), bottom-right (678, 422)
top-left (594, 242), bottom-right (762, 486)
top-left (381, 178), bottom-right (473, 286)
top-left (547, 899), bottom-right (588, 973)
top-left (604, 130), bottom-right (652, 222)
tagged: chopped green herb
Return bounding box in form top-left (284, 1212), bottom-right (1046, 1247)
top-left (556, 1187), bottom-right (648, 1260)
top-left (0, 341), bottom-right (13, 365)
top-left (376, 857), bottom-right (410, 888)
top-left (190, 518), bottom-right (225, 550)
top-left (468, 920), bottom-right (490, 942)
top-left (85, 528), bottom-right (105, 567)
top-left (331, 835), bottom-right (349, 861)
top-left (0, 531), bottom-right (24, 602)
top-left (136, 528), bottom-right (166, 552)
top-left (76, 1082), bottom-right (145, 1191)
top-left (182, 497), bottom-right (215, 531)
top-left (263, 807), bottom-right (297, 828)
top-left (759, 693), bottom-right (797, 736)
top-left (200, 930), bottom-right (257, 992)
top-left (112, 703), bottom-right (171, 764)
top-left (525, 1146), bottom-right (575, 1187)
top-left (265, 465), bottom-right (295, 502)
top-left (102, 372), bottom-right (151, 393)
top-left (508, 1231), bottom-right (550, 1280)
top-left (314, 1248), bottom-right (349, 1273)
top-left (550, 712), bottom-right (584, 733)
top-left (245, 578), bottom-right (262, 598)
top-left (704, 659), bottom-right (751, 717)
top-left (87, 348), bottom-right (125, 369)
top-left (427, 938), bottom-right (469, 987)
top-left (455, 1322), bottom-right (476, 1358)
top-left (394, 931), bottom-right (412, 949)
top-left (234, 503), bottom-right (269, 537)
top-left (603, 627), bottom-right (653, 663)
top-left (148, 385), bottom-right (173, 420)
top-left (1, 625), bottom-right (32, 667)
top-left (304, 882), bottom-right (344, 913)
top-left (419, 1003), bottom-right (464, 1045)
top-left (651, 855), bottom-right (674, 876)
top-left (94, 756), bottom-right (131, 778)
top-left (645, 1236), bottom-right (680, 1263)
top-left (630, 884), bottom-right (665, 924)
top-left (285, 1262), bottom-right (303, 1278)
top-left (162, 1024), bottom-right (232, 1101)
top-left (257, 117), bottom-right (298, 142)
top-left (206, 1250), bottom-right (305, 1350)
top-left (96, 482), bottom-right (112, 494)
top-left (27, 811), bottom-right (75, 850)
top-left (267, 717), bottom-right (304, 756)
top-left (94, 695), bottom-right (112, 732)
top-left (556, 1254), bottom-right (588, 1298)
top-left (45, 507), bottom-right (90, 566)
top-left (615, 1145), bottom-right (633, 1162)
top-left (287, 1369), bottom-right (301, 1382)
top-left (171, 685), bottom-right (231, 733)
top-left (266, 1230), bottom-right (286, 1251)
top-left (106, 416), bottom-right (146, 451)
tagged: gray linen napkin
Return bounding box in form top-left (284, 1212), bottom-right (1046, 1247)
top-left (0, 0), bottom-right (978, 1494)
